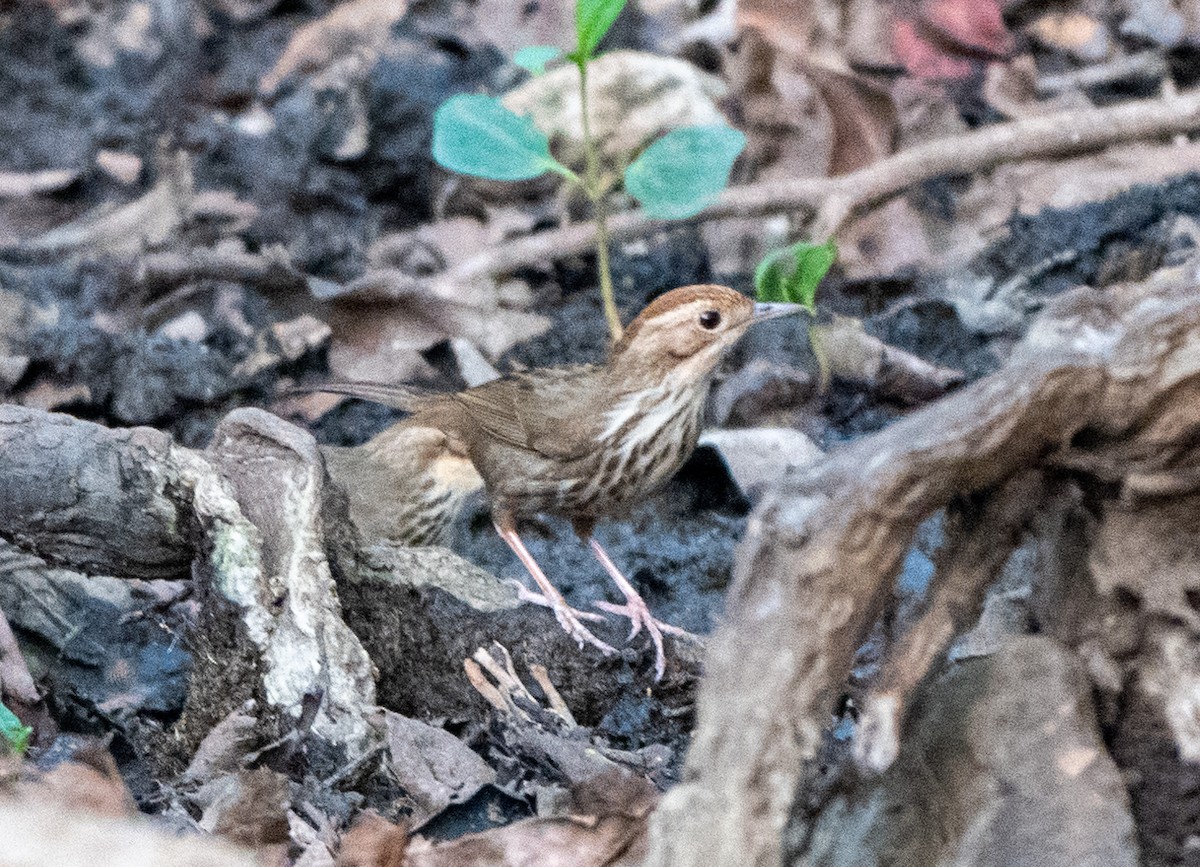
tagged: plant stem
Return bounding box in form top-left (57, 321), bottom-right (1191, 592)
top-left (809, 319), bottom-right (830, 396)
top-left (577, 58), bottom-right (623, 343)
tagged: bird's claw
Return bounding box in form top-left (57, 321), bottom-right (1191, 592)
top-left (507, 580), bottom-right (616, 655)
top-left (592, 597), bottom-right (698, 681)
top-left (506, 580), bottom-right (607, 623)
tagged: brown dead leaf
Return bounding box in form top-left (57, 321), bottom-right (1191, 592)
top-left (326, 292), bottom-right (548, 387)
top-left (736, 0), bottom-right (823, 53)
top-left (699, 428), bottom-right (825, 499)
top-left (196, 768), bottom-right (292, 852)
top-left (326, 223), bottom-right (550, 387)
top-left (95, 150), bottom-right (143, 185)
top-left (453, 0), bottom-right (574, 55)
top-left (0, 802), bottom-right (259, 867)
top-left (18, 152), bottom-right (193, 258)
top-left (18, 380), bottom-right (92, 411)
top-left (804, 61), bottom-right (896, 175)
top-left (838, 197), bottom-right (934, 278)
top-left (1027, 12), bottom-right (1112, 62)
top-left (181, 704), bottom-right (260, 786)
top-left (817, 314), bottom-right (964, 403)
top-left (501, 51), bottom-right (729, 165)
top-left (273, 389), bottom-right (346, 423)
top-left (726, 1), bottom-right (897, 181)
top-left (403, 771), bottom-right (656, 867)
top-left (272, 314), bottom-right (332, 362)
top-left (337, 811), bottom-right (410, 867)
top-left (725, 28), bottom-right (832, 181)
top-left (19, 744), bottom-right (138, 818)
top-left (383, 710), bottom-right (496, 826)
top-left (260, 0), bottom-right (410, 97)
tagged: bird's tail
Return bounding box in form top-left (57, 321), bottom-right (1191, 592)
top-left (290, 380), bottom-right (435, 411)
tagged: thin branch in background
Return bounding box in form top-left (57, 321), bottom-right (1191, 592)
top-left (431, 89), bottom-right (1200, 298)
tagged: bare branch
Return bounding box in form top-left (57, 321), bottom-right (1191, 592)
top-left (421, 90), bottom-right (1200, 299)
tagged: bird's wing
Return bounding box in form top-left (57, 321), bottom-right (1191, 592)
top-left (453, 366), bottom-right (601, 460)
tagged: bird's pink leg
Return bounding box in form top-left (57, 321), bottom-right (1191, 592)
top-left (587, 538), bottom-right (697, 681)
top-left (494, 520), bottom-right (616, 656)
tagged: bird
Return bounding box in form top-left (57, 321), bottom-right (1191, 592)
top-left (322, 424), bottom-right (484, 548)
top-left (310, 284), bottom-right (800, 678)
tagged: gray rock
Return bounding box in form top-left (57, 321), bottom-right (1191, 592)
top-left (796, 637), bottom-right (1138, 867)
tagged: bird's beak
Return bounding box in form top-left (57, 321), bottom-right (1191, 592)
top-left (752, 301), bottom-right (805, 322)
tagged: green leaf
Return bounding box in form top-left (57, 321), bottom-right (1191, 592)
top-left (624, 125), bottom-right (745, 220)
top-left (432, 94), bottom-right (568, 181)
top-left (514, 45), bottom-right (562, 75)
top-left (0, 701), bottom-right (31, 756)
top-left (754, 239), bottom-right (838, 311)
top-left (576, 0), bottom-right (628, 59)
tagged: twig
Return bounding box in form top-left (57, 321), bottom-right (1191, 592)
top-left (1038, 50), bottom-right (1168, 96)
top-left (430, 89), bottom-right (1200, 297)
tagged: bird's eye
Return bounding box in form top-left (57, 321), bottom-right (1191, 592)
top-left (698, 310), bottom-right (721, 330)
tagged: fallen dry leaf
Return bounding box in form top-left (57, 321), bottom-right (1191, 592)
top-left (325, 221), bottom-right (550, 385)
top-left (805, 61), bottom-right (897, 176)
top-left (13, 743), bottom-right (137, 819)
top-left (181, 704), bottom-right (260, 786)
top-left (725, 27), bottom-right (832, 181)
top-left (817, 314), bottom-right (964, 403)
top-left (383, 710), bottom-right (496, 825)
top-left (401, 771), bottom-right (657, 867)
top-left (838, 197), bottom-right (934, 277)
top-left (1027, 12), bottom-right (1112, 62)
top-left (453, 0), bottom-right (574, 55)
top-left (699, 428), bottom-right (825, 499)
top-left (195, 768), bottom-right (292, 851)
top-left (17, 152), bottom-right (192, 258)
top-left (893, 0), bottom-right (1013, 80)
top-left (337, 811), bottom-right (409, 867)
top-left (17, 381), bottom-right (92, 412)
top-left (502, 51), bottom-right (729, 166)
top-left (0, 803), bottom-right (258, 867)
top-left (259, 0), bottom-right (410, 97)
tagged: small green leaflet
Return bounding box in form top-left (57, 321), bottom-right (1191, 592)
top-left (0, 701), bottom-right (31, 755)
top-left (624, 125), bottom-right (745, 220)
top-left (754, 239), bottom-right (838, 311)
top-left (575, 0), bottom-right (628, 60)
top-left (432, 94), bottom-right (570, 182)
top-left (514, 46), bottom-right (562, 75)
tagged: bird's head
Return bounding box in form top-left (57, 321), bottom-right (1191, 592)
top-left (609, 284), bottom-right (801, 383)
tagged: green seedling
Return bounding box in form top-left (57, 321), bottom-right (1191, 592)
top-left (754, 238), bottom-right (838, 393)
top-left (432, 0), bottom-right (745, 341)
top-left (0, 700), bottom-right (31, 756)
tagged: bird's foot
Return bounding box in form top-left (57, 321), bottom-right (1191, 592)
top-left (593, 595), bottom-right (699, 681)
top-left (506, 580), bottom-right (616, 656)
